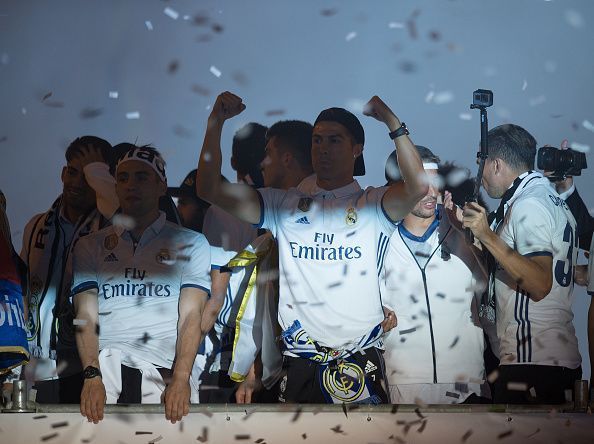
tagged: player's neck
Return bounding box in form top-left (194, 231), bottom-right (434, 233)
top-left (402, 213), bottom-right (436, 237)
top-left (316, 176), bottom-right (354, 191)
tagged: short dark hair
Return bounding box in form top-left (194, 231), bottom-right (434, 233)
top-left (232, 122), bottom-right (267, 187)
top-left (65, 135), bottom-right (113, 165)
top-left (266, 120), bottom-right (313, 172)
top-left (385, 145), bottom-right (439, 183)
top-left (487, 124), bottom-right (536, 172)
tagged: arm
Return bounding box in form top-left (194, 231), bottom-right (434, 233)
top-left (163, 287), bottom-right (208, 424)
top-left (201, 269), bottom-right (231, 335)
top-left (195, 92), bottom-right (261, 225)
top-left (74, 289), bottom-right (105, 424)
top-left (462, 201), bottom-right (553, 301)
top-left (363, 96), bottom-right (428, 221)
top-left (235, 356), bottom-right (263, 404)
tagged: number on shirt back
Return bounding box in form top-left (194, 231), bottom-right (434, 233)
top-left (554, 221), bottom-right (574, 287)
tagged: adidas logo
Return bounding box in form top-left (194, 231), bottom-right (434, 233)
top-left (104, 252), bottom-right (119, 262)
top-left (295, 216), bottom-right (310, 224)
top-left (364, 360), bottom-right (377, 374)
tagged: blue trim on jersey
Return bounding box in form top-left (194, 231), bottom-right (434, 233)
top-left (253, 189), bottom-right (265, 229)
top-left (380, 197), bottom-right (397, 223)
top-left (180, 283), bottom-right (210, 294)
top-left (514, 288), bottom-right (522, 362)
top-left (376, 232), bottom-right (390, 276)
top-left (71, 281), bottom-right (99, 296)
top-left (523, 251), bottom-right (553, 258)
top-left (514, 288), bottom-right (532, 363)
top-left (398, 210), bottom-right (440, 243)
top-left (218, 284), bottom-right (233, 327)
top-left (524, 291), bottom-right (532, 362)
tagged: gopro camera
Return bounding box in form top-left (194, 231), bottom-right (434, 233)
top-left (471, 89), bottom-right (493, 108)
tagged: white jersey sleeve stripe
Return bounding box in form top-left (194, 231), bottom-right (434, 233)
top-left (180, 283), bottom-right (210, 294)
top-left (71, 280), bottom-right (98, 296)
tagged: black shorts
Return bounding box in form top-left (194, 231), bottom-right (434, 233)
top-left (278, 347), bottom-right (390, 404)
top-left (492, 364), bottom-right (582, 404)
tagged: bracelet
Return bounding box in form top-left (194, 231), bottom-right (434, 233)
top-left (388, 122), bottom-right (409, 140)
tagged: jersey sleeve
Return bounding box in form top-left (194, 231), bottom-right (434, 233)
top-left (180, 234), bottom-right (211, 294)
top-left (510, 199), bottom-right (554, 257)
top-left (365, 186), bottom-right (398, 235)
top-left (254, 187), bottom-right (288, 238)
top-left (210, 245), bottom-right (237, 270)
top-left (70, 235), bottom-right (99, 297)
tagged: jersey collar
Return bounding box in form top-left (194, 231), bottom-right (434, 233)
top-left (297, 174), bottom-right (361, 198)
top-left (114, 211), bottom-right (167, 239)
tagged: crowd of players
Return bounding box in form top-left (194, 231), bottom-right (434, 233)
top-left (1, 92), bottom-right (593, 424)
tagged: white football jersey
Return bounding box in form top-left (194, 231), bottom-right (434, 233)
top-left (492, 173), bottom-right (581, 368)
top-left (71, 212), bottom-right (211, 369)
top-left (257, 175), bottom-right (396, 350)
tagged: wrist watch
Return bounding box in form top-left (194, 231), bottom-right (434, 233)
top-left (83, 366), bottom-right (102, 379)
top-left (389, 122), bottom-right (409, 140)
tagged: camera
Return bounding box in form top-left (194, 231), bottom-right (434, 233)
top-left (537, 146), bottom-right (588, 179)
top-left (471, 89), bottom-right (493, 108)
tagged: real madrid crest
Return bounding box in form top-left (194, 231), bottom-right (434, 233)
top-left (297, 197), bottom-right (313, 212)
top-left (345, 207), bottom-right (357, 225)
top-left (104, 233), bottom-right (118, 250)
top-left (156, 249), bottom-right (173, 264)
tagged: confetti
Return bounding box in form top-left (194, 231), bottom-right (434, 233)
top-left (148, 436), bottom-right (163, 443)
top-left (42, 92), bottom-right (52, 101)
top-left (209, 65), bottom-right (222, 78)
top-left (98, 311), bottom-right (112, 316)
top-left (234, 435), bottom-right (250, 440)
top-left (425, 91), bottom-right (435, 103)
top-left (168, 60), bottom-right (179, 74)
top-left (446, 391), bottom-right (460, 399)
top-left (327, 282), bottom-right (342, 289)
top-left (135, 432), bottom-right (152, 435)
top-left (41, 433), bottom-right (59, 441)
top-left (428, 30), bottom-right (441, 41)
top-left (109, 91), bottom-right (119, 99)
top-left (21, 107), bottom-right (27, 115)
top-left (341, 403), bottom-right (348, 418)
top-left (414, 408), bottom-right (425, 419)
top-left (1, 53), bottom-right (8, 65)
top-left (321, 8), bottom-right (338, 17)
top-left (570, 142), bottom-right (590, 153)
top-left (145, 21), bottom-right (153, 31)
top-left (461, 429), bottom-right (473, 442)
top-left (73, 319), bottom-right (87, 326)
top-left (433, 91), bottom-right (454, 105)
top-left (80, 107), bottom-right (103, 119)
top-left (164, 7), bottom-right (179, 20)
top-left (529, 95), bottom-right (546, 107)
top-left (497, 430), bottom-right (513, 440)
top-left (526, 428), bottom-right (540, 438)
top-left (417, 419), bottom-right (427, 433)
top-left (291, 407), bottom-right (302, 422)
top-left (448, 336), bottom-right (459, 348)
top-left (126, 111), bottom-right (140, 119)
top-left (389, 22), bottom-right (405, 29)
top-left (33, 415), bottom-right (47, 420)
top-left (192, 14), bottom-right (209, 26)
top-left (507, 382), bottom-right (528, 391)
top-left (211, 23), bottom-right (224, 33)
top-left (265, 109), bottom-right (286, 117)
top-left (330, 425), bottom-right (345, 434)
top-left (0, 136), bottom-right (6, 143)
top-left (51, 422), bottom-right (68, 429)
top-left (399, 327), bottom-right (416, 335)
top-left (345, 31), bottom-right (357, 42)
top-left (582, 120), bottom-right (594, 133)
top-left (564, 9), bottom-right (584, 28)
top-left (301, 434), bottom-right (307, 440)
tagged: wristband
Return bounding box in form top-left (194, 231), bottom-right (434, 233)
top-left (389, 122), bottom-right (409, 140)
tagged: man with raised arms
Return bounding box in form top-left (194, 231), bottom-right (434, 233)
top-left (196, 92), bottom-right (427, 404)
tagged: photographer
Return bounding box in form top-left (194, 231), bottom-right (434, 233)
top-left (543, 139), bottom-right (593, 393)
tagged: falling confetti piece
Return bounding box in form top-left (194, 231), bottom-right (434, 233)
top-left (126, 111), bottom-right (140, 119)
top-left (145, 21), bottom-right (153, 31)
top-left (51, 422), bottom-right (68, 429)
top-left (291, 407), bottom-right (302, 422)
top-left (582, 120), bottom-right (594, 132)
top-left (529, 95), bottom-right (546, 106)
top-left (389, 22), bottom-right (405, 29)
top-left (425, 91), bottom-right (435, 103)
top-left (265, 109), bottom-right (286, 116)
top-left (98, 311), bottom-right (112, 316)
top-left (345, 31), bottom-right (357, 41)
top-left (461, 429), bottom-right (473, 442)
top-left (433, 91), bottom-right (454, 105)
top-left (497, 430), bottom-right (513, 440)
top-left (564, 9), bottom-right (584, 28)
top-left (211, 23), bottom-right (224, 33)
top-left (33, 415), bottom-right (47, 420)
top-left (73, 319), bottom-right (87, 326)
top-left (428, 30), bottom-right (441, 41)
top-left (570, 142), bottom-right (590, 153)
top-left (320, 9), bottom-right (338, 17)
top-left (80, 107), bottom-right (103, 119)
top-left (234, 435), bottom-right (251, 440)
top-left (302, 434), bottom-right (307, 440)
top-left (522, 80), bottom-right (528, 91)
top-left (42, 92), bottom-right (52, 101)
top-left (330, 425), bottom-right (345, 434)
top-left (196, 427), bottom-right (209, 442)
top-left (507, 382), bottom-right (528, 391)
top-left (399, 327), bottom-right (416, 335)
top-left (164, 7), bottom-right (179, 20)
top-left (448, 336), bottom-right (459, 348)
top-left (210, 66), bottom-right (222, 78)
top-left (168, 60), bottom-right (180, 74)
top-left (21, 107), bottom-right (27, 115)
top-left (41, 433), bottom-right (59, 441)
top-left (135, 432), bottom-right (152, 435)
top-left (414, 408), bottom-right (425, 419)
top-left (148, 435), bottom-right (163, 443)
top-left (109, 91), bottom-right (119, 99)
top-left (417, 419), bottom-right (427, 433)
top-left (446, 391), bottom-right (460, 398)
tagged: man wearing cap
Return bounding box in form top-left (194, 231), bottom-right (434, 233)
top-left (196, 92), bottom-right (427, 404)
top-left (380, 146), bottom-right (489, 404)
top-left (72, 146), bottom-right (211, 423)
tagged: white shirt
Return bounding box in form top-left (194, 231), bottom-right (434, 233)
top-left (71, 212), bottom-right (211, 369)
top-left (492, 172), bottom-right (581, 368)
top-left (257, 175), bottom-right (395, 351)
top-left (381, 208), bottom-right (488, 403)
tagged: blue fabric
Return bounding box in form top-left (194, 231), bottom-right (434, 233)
top-left (0, 279), bottom-right (29, 373)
